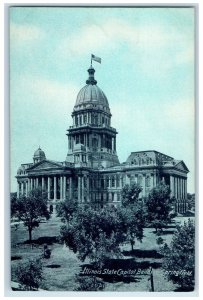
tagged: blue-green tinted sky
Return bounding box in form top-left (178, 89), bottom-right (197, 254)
top-left (10, 7), bottom-right (195, 192)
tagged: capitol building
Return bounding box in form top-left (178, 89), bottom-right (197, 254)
top-left (16, 64), bottom-right (189, 213)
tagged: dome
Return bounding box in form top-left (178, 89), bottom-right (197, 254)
top-left (73, 66), bottom-right (110, 113)
top-left (17, 165), bottom-right (25, 175)
top-left (33, 147), bottom-right (46, 159)
top-left (76, 84), bottom-right (109, 106)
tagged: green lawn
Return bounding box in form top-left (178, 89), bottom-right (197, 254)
top-left (11, 216), bottom-right (193, 292)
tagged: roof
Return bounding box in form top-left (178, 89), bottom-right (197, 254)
top-left (73, 66), bottom-right (110, 113)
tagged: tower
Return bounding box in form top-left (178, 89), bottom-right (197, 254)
top-left (66, 65), bottom-right (119, 168)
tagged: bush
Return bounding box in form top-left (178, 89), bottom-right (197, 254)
top-left (74, 275), bottom-right (105, 291)
top-left (15, 258), bottom-right (43, 290)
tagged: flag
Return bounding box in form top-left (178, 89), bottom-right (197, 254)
top-left (91, 54), bottom-right (101, 64)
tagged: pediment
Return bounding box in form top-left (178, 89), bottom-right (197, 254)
top-left (27, 160), bottom-right (63, 171)
top-left (174, 161), bottom-right (189, 173)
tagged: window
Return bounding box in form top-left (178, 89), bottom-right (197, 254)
top-left (112, 177), bottom-right (115, 187)
top-left (116, 176), bottom-right (119, 187)
top-left (84, 115), bottom-right (87, 124)
top-left (106, 177), bottom-right (109, 187)
top-left (95, 114), bottom-right (98, 124)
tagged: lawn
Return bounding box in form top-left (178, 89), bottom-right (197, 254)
top-left (10, 215), bottom-right (193, 292)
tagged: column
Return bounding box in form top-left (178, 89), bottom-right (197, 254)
top-left (48, 177), bottom-right (51, 200)
top-left (28, 178), bottom-right (31, 193)
top-left (183, 179), bottom-right (185, 199)
top-left (178, 177), bottom-right (180, 200)
top-left (31, 178), bottom-right (33, 191)
top-left (36, 177), bottom-right (39, 188)
top-left (78, 176), bottom-right (81, 202)
top-left (120, 176), bottom-right (122, 189)
top-left (69, 177), bottom-right (73, 199)
top-left (109, 177), bottom-right (111, 188)
top-left (182, 178), bottom-right (184, 199)
top-left (54, 176), bottom-right (57, 200)
top-left (175, 177), bottom-right (178, 199)
top-left (26, 181), bottom-right (28, 196)
top-left (42, 176), bottom-right (45, 190)
top-left (87, 176), bottom-right (90, 202)
top-left (60, 176), bottom-right (63, 200)
top-left (179, 178), bottom-right (182, 200)
top-left (142, 174), bottom-right (146, 197)
top-left (63, 176), bottom-right (66, 200)
top-left (81, 176), bottom-right (84, 202)
top-left (17, 182), bottom-right (20, 198)
top-left (21, 182), bottom-right (24, 195)
top-left (170, 175), bottom-right (174, 197)
top-left (185, 179), bottom-right (187, 199)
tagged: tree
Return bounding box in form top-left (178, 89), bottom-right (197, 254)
top-left (161, 219), bottom-right (195, 290)
top-left (120, 183), bottom-right (145, 251)
top-left (11, 188), bottom-right (50, 242)
top-left (145, 182), bottom-right (174, 233)
top-left (56, 197), bottom-right (78, 223)
top-left (121, 183), bottom-right (142, 208)
top-left (187, 193), bottom-right (195, 212)
top-left (60, 206), bottom-right (126, 266)
top-left (15, 258), bottom-right (43, 290)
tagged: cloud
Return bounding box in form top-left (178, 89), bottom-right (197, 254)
top-left (10, 23), bottom-right (44, 44)
top-left (12, 75), bottom-right (79, 112)
top-left (58, 18), bottom-right (193, 59)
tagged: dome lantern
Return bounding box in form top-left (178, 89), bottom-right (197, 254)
top-left (86, 66), bottom-right (97, 85)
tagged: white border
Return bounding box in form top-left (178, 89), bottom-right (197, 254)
top-left (2, 1), bottom-right (202, 299)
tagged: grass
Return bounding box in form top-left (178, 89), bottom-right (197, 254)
top-left (10, 216), bottom-right (194, 292)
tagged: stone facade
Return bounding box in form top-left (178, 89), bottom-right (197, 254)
top-left (16, 65), bottom-right (189, 213)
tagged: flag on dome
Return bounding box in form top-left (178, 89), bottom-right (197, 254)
top-left (91, 54), bottom-right (101, 64)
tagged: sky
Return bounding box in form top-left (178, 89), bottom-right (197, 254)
top-left (9, 6), bottom-right (195, 193)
